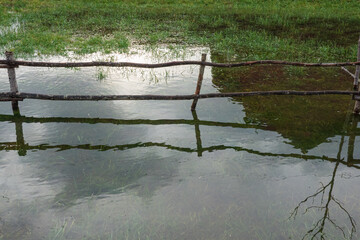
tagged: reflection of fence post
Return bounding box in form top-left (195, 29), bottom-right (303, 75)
top-left (5, 51), bottom-right (20, 115)
top-left (353, 36), bottom-right (360, 114)
top-left (191, 54), bottom-right (206, 111)
top-left (347, 116), bottom-right (358, 163)
top-left (192, 111), bottom-right (203, 157)
top-left (15, 118), bottom-right (26, 156)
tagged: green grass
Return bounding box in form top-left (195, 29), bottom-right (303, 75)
top-left (0, 0), bottom-right (359, 60)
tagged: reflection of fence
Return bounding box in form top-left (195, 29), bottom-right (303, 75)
top-left (1, 112), bottom-right (359, 167)
top-left (1, 40), bottom-right (360, 113)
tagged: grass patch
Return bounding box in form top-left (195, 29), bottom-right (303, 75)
top-left (0, 0), bottom-right (359, 60)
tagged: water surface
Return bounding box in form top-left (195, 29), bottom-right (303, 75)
top-left (0, 47), bottom-right (359, 240)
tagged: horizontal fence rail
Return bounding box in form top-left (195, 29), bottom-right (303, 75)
top-left (1, 59), bottom-right (360, 68)
top-left (0, 91), bottom-right (360, 101)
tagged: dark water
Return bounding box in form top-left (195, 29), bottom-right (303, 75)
top-left (0, 48), bottom-right (359, 240)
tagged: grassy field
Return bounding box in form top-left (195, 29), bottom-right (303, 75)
top-left (0, 0), bottom-right (359, 60)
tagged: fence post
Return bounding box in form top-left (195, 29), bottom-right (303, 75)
top-left (353, 36), bottom-right (360, 114)
top-left (191, 54), bottom-right (207, 111)
top-left (5, 51), bottom-right (20, 115)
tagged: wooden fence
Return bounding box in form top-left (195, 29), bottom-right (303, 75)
top-left (1, 45), bottom-right (360, 161)
top-left (1, 36), bottom-right (360, 115)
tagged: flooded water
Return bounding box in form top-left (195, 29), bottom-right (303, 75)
top-left (0, 47), bottom-right (359, 240)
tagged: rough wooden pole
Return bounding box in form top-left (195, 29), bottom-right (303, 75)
top-left (5, 51), bottom-right (20, 115)
top-left (1, 59), bottom-right (360, 68)
top-left (341, 66), bottom-right (355, 78)
top-left (353, 36), bottom-right (360, 114)
top-left (0, 90), bottom-right (359, 101)
top-left (191, 54), bottom-right (206, 111)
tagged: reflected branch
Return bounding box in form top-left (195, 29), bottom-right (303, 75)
top-left (290, 183), bottom-right (332, 219)
top-left (289, 133), bottom-right (357, 239)
top-left (332, 196), bottom-right (357, 238)
top-left (290, 161), bottom-right (348, 240)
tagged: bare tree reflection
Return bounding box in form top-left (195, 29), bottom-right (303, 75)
top-left (289, 116), bottom-right (359, 239)
top-left (290, 161), bottom-right (356, 239)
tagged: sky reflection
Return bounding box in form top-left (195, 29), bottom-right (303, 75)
top-left (0, 48), bottom-right (359, 239)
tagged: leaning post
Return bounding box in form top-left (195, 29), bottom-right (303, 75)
top-left (5, 51), bottom-right (20, 115)
top-left (353, 36), bottom-right (360, 114)
top-left (191, 54), bottom-right (207, 111)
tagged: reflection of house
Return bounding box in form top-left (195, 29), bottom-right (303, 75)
top-left (210, 52), bottom-right (357, 153)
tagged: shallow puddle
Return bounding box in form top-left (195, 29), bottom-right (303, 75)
top-left (0, 47), bottom-right (359, 239)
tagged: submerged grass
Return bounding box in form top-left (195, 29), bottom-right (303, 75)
top-left (0, 0), bottom-right (359, 60)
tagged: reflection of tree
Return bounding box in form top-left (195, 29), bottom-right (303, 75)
top-left (210, 51), bottom-right (354, 152)
top-left (289, 117), bottom-right (359, 240)
top-left (290, 161), bottom-right (356, 239)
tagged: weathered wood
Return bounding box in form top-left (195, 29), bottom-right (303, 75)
top-left (5, 52), bottom-right (18, 92)
top-left (353, 36), bottom-right (360, 114)
top-left (1, 59), bottom-right (360, 68)
top-left (0, 64), bottom-right (13, 68)
top-left (341, 67), bottom-right (355, 78)
top-left (0, 90), bottom-right (358, 101)
top-left (5, 51), bottom-right (20, 114)
top-left (0, 98), bottom-right (23, 101)
top-left (191, 54), bottom-right (206, 111)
